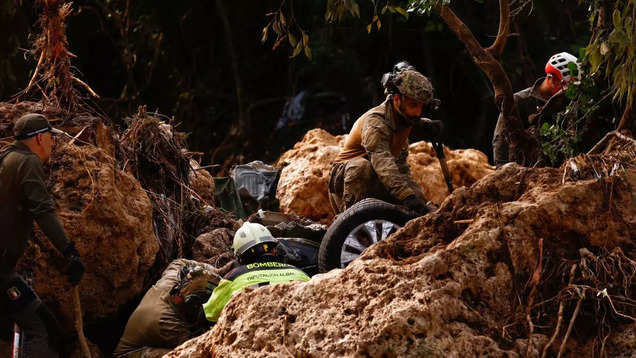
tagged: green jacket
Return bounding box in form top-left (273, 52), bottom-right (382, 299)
top-left (203, 262), bottom-right (310, 322)
top-left (0, 141), bottom-right (69, 273)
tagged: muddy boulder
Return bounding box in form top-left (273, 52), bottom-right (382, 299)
top-left (408, 141), bottom-right (494, 204)
top-left (17, 142), bottom-right (158, 327)
top-left (166, 153), bottom-right (635, 357)
top-left (191, 228), bottom-right (235, 268)
top-left (275, 129), bottom-right (344, 223)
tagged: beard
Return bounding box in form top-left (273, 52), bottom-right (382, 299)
top-left (395, 102), bottom-right (420, 125)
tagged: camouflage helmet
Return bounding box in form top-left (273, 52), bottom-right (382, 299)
top-left (393, 69), bottom-right (434, 105)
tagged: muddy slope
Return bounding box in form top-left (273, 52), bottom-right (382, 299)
top-left (168, 154), bottom-right (635, 357)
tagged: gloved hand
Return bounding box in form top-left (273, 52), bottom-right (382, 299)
top-left (62, 242), bottom-right (85, 286)
top-left (401, 195), bottom-right (429, 215)
top-left (417, 118), bottom-right (444, 141)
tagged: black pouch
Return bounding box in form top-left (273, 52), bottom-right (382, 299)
top-left (1, 274), bottom-right (37, 314)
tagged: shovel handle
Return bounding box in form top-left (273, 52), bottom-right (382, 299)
top-left (72, 286), bottom-right (92, 358)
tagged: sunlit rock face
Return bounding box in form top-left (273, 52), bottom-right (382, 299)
top-left (275, 129), bottom-right (344, 224)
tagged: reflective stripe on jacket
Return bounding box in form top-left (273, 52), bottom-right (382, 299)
top-left (203, 262), bottom-right (309, 322)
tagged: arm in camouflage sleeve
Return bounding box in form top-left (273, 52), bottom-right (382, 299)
top-left (396, 146), bottom-right (411, 175)
top-left (19, 155), bottom-right (70, 252)
top-left (361, 115), bottom-right (415, 201)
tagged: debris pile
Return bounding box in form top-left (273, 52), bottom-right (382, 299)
top-left (275, 128), bottom-right (494, 224)
top-left (166, 149), bottom-right (635, 357)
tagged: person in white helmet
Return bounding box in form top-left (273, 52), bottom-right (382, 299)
top-left (202, 222), bottom-right (310, 323)
top-left (492, 52), bottom-right (580, 166)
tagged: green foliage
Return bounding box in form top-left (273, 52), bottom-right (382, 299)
top-left (407, 0), bottom-right (451, 15)
top-left (262, 3), bottom-right (313, 60)
top-left (540, 68), bottom-right (606, 165)
top-left (584, 0), bottom-right (635, 108)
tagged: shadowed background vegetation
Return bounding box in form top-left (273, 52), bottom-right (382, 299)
top-left (0, 0), bottom-right (603, 168)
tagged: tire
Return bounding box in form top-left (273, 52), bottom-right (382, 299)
top-left (318, 198), bottom-right (417, 272)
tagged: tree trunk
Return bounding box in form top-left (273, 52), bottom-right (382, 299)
top-left (617, 91), bottom-right (635, 136)
top-left (216, 0), bottom-right (249, 136)
top-left (435, 0), bottom-right (540, 165)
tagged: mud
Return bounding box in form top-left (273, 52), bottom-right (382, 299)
top-left (167, 154), bottom-right (635, 357)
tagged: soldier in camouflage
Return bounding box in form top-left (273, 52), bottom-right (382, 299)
top-left (328, 62), bottom-right (437, 215)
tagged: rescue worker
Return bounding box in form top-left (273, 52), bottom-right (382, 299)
top-left (203, 222), bottom-right (310, 323)
top-left (492, 52), bottom-right (580, 166)
top-left (327, 61), bottom-right (439, 215)
top-left (114, 259), bottom-right (221, 358)
top-left (0, 113), bottom-right (85, 357)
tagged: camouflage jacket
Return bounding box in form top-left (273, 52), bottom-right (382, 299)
top-left (334, 97), bottom-right (416, 201)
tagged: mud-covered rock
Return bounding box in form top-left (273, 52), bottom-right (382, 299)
top-left (275, 129), bottom-right (493, 224)
top-left (407, 141), bottom-right (494, 204)
top-left (276, 129), bottom-right (344, 224)
top-left (188, 159), bottom-right (215, 205)
top-left (17, 143), bottom-right (158, 328)
top-left (191, 228), bottom-right (235, 268)
top-left (167, 154), bottom-right (635, 357)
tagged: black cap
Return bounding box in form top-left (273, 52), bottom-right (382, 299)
top-left (13, 113), bottom-right (63, 140)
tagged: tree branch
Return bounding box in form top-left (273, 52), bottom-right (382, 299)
top-left (435, 4), bottom-right (538, 164)
top-left (486, 0), bottom-right (510, 58)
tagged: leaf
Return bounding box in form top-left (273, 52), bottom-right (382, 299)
top-left (376, 18), bottom-right (381, 30)
top-left (304, 46), bottom-right (312, 60)
top-left (381, 5), bottom-right (388, 15)
top-left (290, 42), bottom-right (302, 58)
top-left (302, 31), bottom-right (309, 46)
top-left (288, 33), bottom-right (297, 47)
top-left (279, 12), bottom-right (286, 27)
top-left (367, 23), bottom-right (372, 33)
top-left (272, 35), bottom-right (287, 50)
top-left (600, 41), bottom-right (609, 55)
top-left (352, 2), bottom-right (360, 17)
top-left (261, 26), bottom-right (269, 44)
top-left (394, 6), bottom-right (409, 19)
top-left (612, 9), bottom-right (622, 30)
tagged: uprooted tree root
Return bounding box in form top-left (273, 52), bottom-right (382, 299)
top-left (19, 0), bottom-right (98, 112)
top-left (528, 247), bottom-right (636, 358)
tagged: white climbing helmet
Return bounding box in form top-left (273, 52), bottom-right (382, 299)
top-left (545, 52), bottom-right (580, 83)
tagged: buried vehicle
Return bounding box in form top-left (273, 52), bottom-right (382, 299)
top-left (251, 200), bottom-right (419, 274)
top-left (318, 198), bottom-right (419, 272)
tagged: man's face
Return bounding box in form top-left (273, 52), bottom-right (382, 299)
top-left (38, 132), bottom-right (53, 162)
top-left (394, 95), bottom-right (425, 123)
top-left (546, 75), bottom-right (566, 96)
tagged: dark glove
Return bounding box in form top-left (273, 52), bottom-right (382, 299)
top-left (401, 195), bottom-right (430, 215)
top-left (417, 118), bottom-right (444, 141)
top-left (62, 242), bottom-right (85, 286)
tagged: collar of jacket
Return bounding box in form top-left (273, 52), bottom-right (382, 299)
top-left (529, 77), bottom-right (548, 102)
top-left (1, 141), bottom-right (32, 156)
top-left (383, 95), bottom-right (404, 132)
